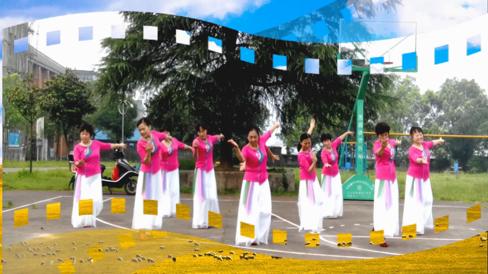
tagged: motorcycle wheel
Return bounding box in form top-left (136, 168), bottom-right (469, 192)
top-left (124, 176), bottom-right (137, 195)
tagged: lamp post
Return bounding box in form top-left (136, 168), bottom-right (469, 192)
top-left (118, 100), bottom-right (130, 143)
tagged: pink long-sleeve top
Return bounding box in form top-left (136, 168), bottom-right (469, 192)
top-left (73, 140), bottom-right (112, 177)
top-left (298, 150), bottom-right (317, 181)
top-left (407, 141), bottom-right (434, 180)
top-left (160, 138), bottom-right (187, 172)
top-left (137, 131), bottom-right (168, 174)
top-left (373, 139), bottom-right (398, 181)
top-left (241, 131), bottom-right (272, 184)
top-left (192, 134), bottom-right (221, 172)
top-left (321, 137), bottom-right (342, 176)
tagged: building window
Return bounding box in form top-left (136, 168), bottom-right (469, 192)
top-left (79, 26), bottom-right (93, 41)
top-left (46, 30), bottom-right (61, 46)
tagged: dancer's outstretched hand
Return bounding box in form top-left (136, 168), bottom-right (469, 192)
top-left (271, 154), bottom-right (280, 161)
top-left (227, 139), bottom-right (239, 148)
top-left (272, 122), bottom-right (280, 130)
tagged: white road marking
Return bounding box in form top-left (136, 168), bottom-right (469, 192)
top-left (320, 235), bottom-right (463, 241)
top-left (4, 194), bottom-right (476, 259)
top-left (96, 218), bottom-right (134, 231)
top-left (354, 224), bottom-right (361, 226)
top-left (431, 205), bottom-right (471, 209)
top-left (235, 246), bottom-right (372, 260)
top-left (272, 213), bottom-right (401, 256)
top-left (272, 213), bottom-right (299, 227)
top-left (96, 200), bottom-right (374, 259)
top-left (95, 197), bottom-right (134, 231)
top-left (2, 195), bottom-right (69, 213)
top-left (185, 198), bottom-right (481, 208)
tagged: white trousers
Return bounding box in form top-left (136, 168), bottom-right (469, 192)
top-left (298, 178), bottom-right (324, 233)
top-left (160, 169), bottom-right (181, 217)
top-left (321, 173), bottom-right (343, 218)
top-left (373, 179), bottom-right (399, 237)
top-left (402, 175), bottom-right (434, 234)
top-left (132, 171), bottom-right (164, 230)
top-left (235, 180), bottom-right (272, 246)
top-left (72, 173), bottom-right (103, 228)
top-left (192, 168), bottom-right (220, 228)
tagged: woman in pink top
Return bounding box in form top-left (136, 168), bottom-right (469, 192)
top-left (402, 126), bottom-right (444, 234)
top-left (296, 118), bottom-right (324, 233)
top-left (320, 130), bottom-right (353, 218)
top-left (372, 122), bottom-right (402, 241)
top-left (132, 118), bottom-right (171, 230)
top-left (72, 123), bottom-right (126, 228)
top-left (160, 137), bottom-right (193, 217)
top-left (228, 122), bottom-right (280, 246)
top-left (191, 124), bottom-right (225, 229)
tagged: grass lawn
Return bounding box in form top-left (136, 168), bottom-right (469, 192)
top-left (3, 169), bottom-right (72, 191)
top-left (289, 168), bottom-right (487, 202)
top-left (3, 160), bottom-right (118, 169)
top-left (2, 161), bottom-right (117, 191)
top-left (2, 166), bottom-right (487, 202)
top-left (3, 160), bottom-right (69, 168)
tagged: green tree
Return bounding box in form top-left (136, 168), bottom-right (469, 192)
top-left (3, 74), bottom-right (28, 130)
top-left (87, 94), bottom-right (137, 141)
top-left (5, 75), bottom-right (42, 172)
top-left (431, 79), bottom-right (488, 171)
top-left (384, 77), bottom-right (488, 171)
top-left (98, 12), bottom-right (394, 168)
top-left (40, 70), bottom-right (96, 154)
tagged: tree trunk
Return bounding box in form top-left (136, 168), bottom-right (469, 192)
top-left (29, 120), bottom-right (34, 173)
top-left (218, 141), bottom-right (235, 171)
top-left (63, 128), bottom-right (70, 160)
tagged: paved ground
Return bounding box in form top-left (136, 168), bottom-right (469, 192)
top-left (3, 190), bottom-right (487, 260)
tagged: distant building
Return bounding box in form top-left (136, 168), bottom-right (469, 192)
top-left (2, 23), bottom-right (65, 87)
top-left (2, 23), bottom-right (68, 160)
top-left (72, 69), bottom-right (98, 82)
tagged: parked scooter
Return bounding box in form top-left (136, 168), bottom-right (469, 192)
top-left (68, 149), bottom-right (138, 195)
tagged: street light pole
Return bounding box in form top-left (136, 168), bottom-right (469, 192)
top-left (118, 100), bottom-right (129, 143)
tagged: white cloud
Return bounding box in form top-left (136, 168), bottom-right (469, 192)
top-left (106, 0), bottom-right (268, 19)
top-left (359, 13), bottom-right (488, 93)
top-left (376, 0), bottom-right (485, 35)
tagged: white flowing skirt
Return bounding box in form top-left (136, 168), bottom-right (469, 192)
top-left (298, 178), bottom-right (324, 233)
top-left (321, 173), bottom-right (343, 218)
top-left (72, 173), bottom-right (103, 228)
top-left (373, 179), bottom-right (399, 237)
top-left (132, 170), bottom-right (164, 230)
top-left (192, 168), bottom-right (220, 228)
top-left (402, 175), bottom-right (434, 234)
top-left (160, 169), bottom-right (180, 217)
top-left (235, 180), bottom-right (272, 246)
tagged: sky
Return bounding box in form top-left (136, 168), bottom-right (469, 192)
top-left (1, 0), bottom-right (486, 40)
top-left (1, 0), bottom-right (486, 87)
top-left (0, 0), bottom-right (486, 148)
top-left (1, 1), bottom-right (486, 89)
